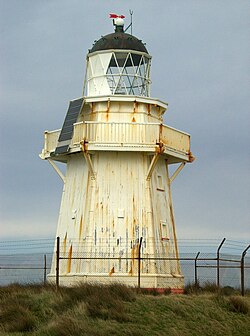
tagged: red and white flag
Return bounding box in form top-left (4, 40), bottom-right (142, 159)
top-left (109, 13), bottom-right (125, 19)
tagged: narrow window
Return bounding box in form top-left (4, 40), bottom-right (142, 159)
top-left (157, 175), bottom-right (164, 191)
top-left (160, 221), bottom-right (169, 240)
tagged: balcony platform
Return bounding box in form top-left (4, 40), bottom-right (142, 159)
top-left (40, 121), bottom-right (192, 164)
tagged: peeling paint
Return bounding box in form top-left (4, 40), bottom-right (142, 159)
top-left (79, 216), bottom-right (83, 238)
top-left (109, 266), bottom-right (115, 276)
top-left (67, 245), bottom-right (72, 274)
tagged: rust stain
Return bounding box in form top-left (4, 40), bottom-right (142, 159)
top-left (67, 244), bottom-right (72, 273)
top-left (132, 195), bottom-right (137, 237)
top-left (81, 171), bottom-right (91, 238)
top-left (109, 266), bottom-right (115, 276)
top-left (63, 233), bottom-right (67, 254)
top-left (147, 103), bottom-right (151, 115)
top-left (106, 99), bottom-right (110, 122)
top-left (132, 117), bottom-right (136, 122)
top-left (155, 141), bottom-right (165, 154)
top-left (188, 151), bottom-right (196, 163)
top-left (159, 123), bottom-right (163, 141)
top-left (133, 101), bottom-right (138, 114)
top-left (79, 215), bottom-right (83, 238)
top-left (89, 102), bottom-right (94, 120)
top-left (130, 246), bottom-right (135, 275)
top-left (155, 147), bottom-right (161, 154)
top-left (80, 140), bottom-right (89, 152)
top-left (130, 242), bottom-right (139, 275)
top-left (159, 141), bottom-right (165, 153)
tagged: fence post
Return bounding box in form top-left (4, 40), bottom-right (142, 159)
top-left (44, 254), bottom-right (47, 285)
top-left (217, 238), bottom-right (226, 289)
top-left (137, 237), bottom-right (143, 292)
top-left (241, 244), bottom-right (250, 297)
top-left (56, 236), bottom-right (60, 290)
top-left (194, 252), bottom-right (200, 288)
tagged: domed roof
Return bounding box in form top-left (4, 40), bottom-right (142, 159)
top-left (89, 31), bottom-right (148, 54)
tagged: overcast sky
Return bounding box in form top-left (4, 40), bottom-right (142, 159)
top-left (0, 0), bottom-right (249, 243)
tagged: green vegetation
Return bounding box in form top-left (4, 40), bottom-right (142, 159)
top-left (0, 283), bottom-right (249, 336)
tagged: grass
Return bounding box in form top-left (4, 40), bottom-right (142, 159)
top-left (0, 283), bottom-right (249, 336)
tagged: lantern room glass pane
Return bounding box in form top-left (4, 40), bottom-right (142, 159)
top-left (106, 51), bottom-right (151, 96)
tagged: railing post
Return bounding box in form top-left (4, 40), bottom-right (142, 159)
top-left (138, 237), bottom-right (143, 292)
top-left (217, 238), bottom-right (226, 289)
top-left (56, 236), bottom-right (60, 290)
top-left (44, 131), bottom-right (48, 152)
top-left (194, 252), bottom-right (200, 288)
top-left (44, 254), bottom-right (47, 285)
top-left (241, 244), bottom-right (250, 296)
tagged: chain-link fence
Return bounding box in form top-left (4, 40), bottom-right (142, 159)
top-left (0, 238), bottom-right (249, 295)
top-left (0, 239), bottom-right (54, 286)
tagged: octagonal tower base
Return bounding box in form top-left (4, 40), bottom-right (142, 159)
top-left (47, 273), bottom-right (184, 293)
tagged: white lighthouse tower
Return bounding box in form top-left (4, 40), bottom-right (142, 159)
top-left (40, 16), bottom-right (194, 292)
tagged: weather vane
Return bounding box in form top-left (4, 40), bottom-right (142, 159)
top-left (109, 10), bottom-right (133, 35)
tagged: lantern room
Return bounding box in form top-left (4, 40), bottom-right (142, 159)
top-left (86, 17), bottom-right (151, 97)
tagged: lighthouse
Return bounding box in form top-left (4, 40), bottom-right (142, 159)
top-left (40, 15), bottom-right (194, 292)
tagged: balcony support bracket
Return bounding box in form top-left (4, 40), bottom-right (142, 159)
top-left (48, 158), bottom-right (66, 183)
top-left (80, 141), bottom-right (96, 179)
top-left (170, 162), bottom-right (186, 184)
top-left (146, 142), bottom-right (165, 180)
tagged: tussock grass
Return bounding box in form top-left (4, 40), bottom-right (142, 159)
top-left (184, 282), bottom-right (202, 294)
top-left (229, 296), bottom-right (249, 314)
top-left (53, 283), bottom-right (134, 322)
top-left (140, 287), bottom-right (161, 296)
top-left (184, 281), bottom-right (241, 296)
top-left (0, 302), bottom-right (37, 332)
top-left (0, 282), bottom-right (249, 336)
